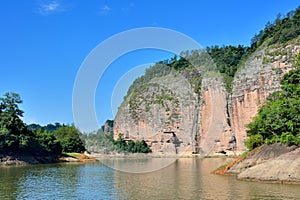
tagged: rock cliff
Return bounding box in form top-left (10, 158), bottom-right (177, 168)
top-left (114, 37), bottom-right (300, 155)
top-left (230, 38), bottom-right (300, 151)
top-left (114, 73), bottom-right (198, 154)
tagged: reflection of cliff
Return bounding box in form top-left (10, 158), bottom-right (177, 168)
top-left (113, 158), bottom-right (300, 199)
top-left (113, 158), bottom-right (230, 200)
top-left (114, 38), bottom-right (300, 154)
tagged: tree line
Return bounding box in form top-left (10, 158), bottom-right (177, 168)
top-left (250, 6), bottom-right (300, 51)
top-left (83, 128), bottom-right (152, 154)
top-left (0, 93), bottom-right (151, 155)
top-left (0, 92), bottom-right (85, 154)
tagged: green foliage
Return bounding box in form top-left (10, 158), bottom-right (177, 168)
top-left (0, 92), bottom-right (65, 154)
top-left (54, 125), bottom-right (85, 153)
top-left (221, 73), bottom-right (234, 93)
top-left (28, 122), bottom-right (62, 132)
top-left (279, 132), bottom-right (300, 146)
top-left (206, 45), bottom-right (247, 78)
top-left (36, 129), bottom-right (62, 154)
top-left (281, 69), bottom-right (300, 96)
top-left (244, 134), bottom-right (264, 150)
top-left (245, 69), bottom-right (300, 149)
top-left (113, 134), bottom-right (152, 153)
top-left (82, 129), bottom-right (117, 153)
top-left (0, 92), bottom-right (31, 151)
top-left (250, 6), bottom-right (300, 50)
top-left (83, 129), bottom-right (152, 154)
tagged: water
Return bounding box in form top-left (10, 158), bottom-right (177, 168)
top-left (1, 158), bottom-right (300, 200)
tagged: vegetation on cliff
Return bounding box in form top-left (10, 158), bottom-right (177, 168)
top-left (250, 6), bottom-right (300, 50)
top-left (206, 45), bottom-right (248, 92)
top-left (245, 69), bottom-right (300, 150)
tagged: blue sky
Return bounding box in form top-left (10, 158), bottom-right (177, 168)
top-left (1, 0), bottom-right (300, 131)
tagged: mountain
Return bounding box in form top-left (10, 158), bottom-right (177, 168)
top-left (113, 7), bottom-right (300, 155)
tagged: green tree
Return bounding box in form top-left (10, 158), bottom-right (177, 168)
top-left (112, 134), bottom-right (151, 153)
top-left (54, 125), bottom-right (85, 153)
top-left (36, 129), bottom-right (62, 154)
top-left (0, 92), bottom-right (31, 151)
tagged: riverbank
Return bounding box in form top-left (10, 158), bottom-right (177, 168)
top-left (91, 152), bottom-right (216, 159)
top-left (0, 150), bottom-right (234, 166)
top-left (0, 152), bottom-right (59, 166)
top-left (213, 143), bottom-right (300, 184)
top-left (0, 152), bottom-right (96, 166)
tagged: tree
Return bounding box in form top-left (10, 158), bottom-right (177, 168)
top-left (0, 92), bottom-right (30, 151)
top-left (54, 125), bottom-right (85, 153)
top-left (36, 129), bottom-right (62, 154)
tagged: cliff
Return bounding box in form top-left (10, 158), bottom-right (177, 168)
top-left (229, 38), bottom-right (300, 151)
top-left (114, 72), bottom-right (198, 155)
top-left (114, 36), bottom-right (300, 155)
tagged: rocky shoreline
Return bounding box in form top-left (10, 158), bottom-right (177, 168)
top-left (214, 143), bottom-right (300, 184)
top-left (0, 152), bottom-right (59, 166)
top-left (0, 152), bottom-right (96, 166)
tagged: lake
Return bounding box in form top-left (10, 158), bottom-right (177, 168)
top-left (1, 158), bottom-right (300, 199)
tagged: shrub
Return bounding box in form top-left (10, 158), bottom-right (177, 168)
top-left (280, 132), bottom-right (300, 146)
top-left (244, 134), bottom-right (264, 150)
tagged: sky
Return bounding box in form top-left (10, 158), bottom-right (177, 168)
top-left (1, 0), bottom-right (300, 132)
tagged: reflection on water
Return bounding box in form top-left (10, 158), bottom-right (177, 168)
top-left (1, 158), bottom-right (300, 199)
top-left (101, 157), bottom-right (178, 173)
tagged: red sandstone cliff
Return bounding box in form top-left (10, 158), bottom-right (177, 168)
top-left (114, 37), bottom-right (300, 155)
top-left (230, 40), bottom-right (300, 151)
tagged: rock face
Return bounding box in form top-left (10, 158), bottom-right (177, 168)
top-left (103, 120), bottom-right (114, 135)
top-left (225, 143), bottom-right (300, 183)
top-left (229, 40), bottom-right (300, 151)
top-left (229, 50), bottom-right (282, 151)
top-left (114, 73), bottom-right (198, 154)
top-left (198, 77), bottom-right (232, 155)
top-left (227, 143), bottom-right (298, 174)
top-left (114, 38), bottom-right (300, 155)
top-left (237, 147), bottom-right (300, 183)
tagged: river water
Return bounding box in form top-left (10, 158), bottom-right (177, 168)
top-left (1, 158), bottom-right (300, 200)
